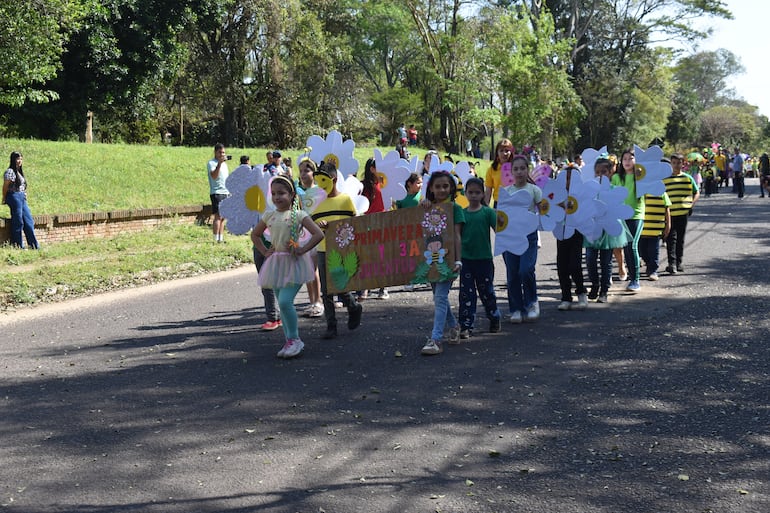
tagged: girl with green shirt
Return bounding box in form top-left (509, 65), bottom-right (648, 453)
top-left (611, 149), bottom-right (645, 292)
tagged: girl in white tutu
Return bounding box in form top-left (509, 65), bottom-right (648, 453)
top-left (251, 175), bottom-right (324, 358)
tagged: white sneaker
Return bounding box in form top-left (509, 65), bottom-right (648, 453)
top-left (308, 303), bottom-right (324, 318)
top-left (281, 338), bottom-right (305, 358)
top-left (525, 302), bottom-right (540, 322)
top-left (421, 339), bottom-right (443, 355)
top-left (574, 293), bottom-right (588, 310)
top-left (558, 301), bottom-right (572, 311)
top-left (378, 289), bottom-right (390, 300)
top-left (509, 311), bottom-right (522, 324)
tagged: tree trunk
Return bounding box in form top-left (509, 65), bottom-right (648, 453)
top-left (85, 111), bottom-right (93, 143)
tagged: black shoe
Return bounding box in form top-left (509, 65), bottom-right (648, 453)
top-left (588, 285), bottom-right (599, 300)
top-left (489, 317), bottom-right (501, 333)
top-left (665, 266), bottom-right (677, 274)
top-left (348, 303), bottom-right (363, 330)
top-left (321, 327), bottom-right (337, 340)
top-left (676, 265), bottom-right (684, 273)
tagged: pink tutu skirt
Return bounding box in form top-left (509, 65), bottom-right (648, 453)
top-left (258, 251), bottom-right (315, 288)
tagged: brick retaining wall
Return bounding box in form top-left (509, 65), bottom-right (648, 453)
top-left (0, 205), bottom-right (213, 245)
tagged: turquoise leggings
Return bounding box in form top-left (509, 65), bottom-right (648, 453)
top-left (276, 284), bottom-right (302, 339)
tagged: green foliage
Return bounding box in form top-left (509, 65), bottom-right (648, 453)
top-left (0, 0), bottom-right (86, 107)
top-left (326, 249), bottom-right (359, 291)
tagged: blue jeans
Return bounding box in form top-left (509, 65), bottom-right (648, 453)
top-left (585, 247), bottom-right (612, 294)
top-left (622, 219), bottom-right (643, 281)
top-left (638, 236), bottom-right (661, 275)
top-left (430, 280), bottom-right (458, 340)
top-left (459, 258), bottom-right (501, 330)
top-left (5, 191), bottom-right (39, 249)
top-left (253, 248), bottom-right (279, 321)
top-left (502, 231), bottom-right (538, 315)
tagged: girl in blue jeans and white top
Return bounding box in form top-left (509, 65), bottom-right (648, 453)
top-left (502, 155), bottom-right (542, 323)
top-left (420, 170), bottom-right (465, 356)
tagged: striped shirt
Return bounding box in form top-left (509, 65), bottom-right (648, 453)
top-left (641, 193), bottom-right (671, 237)
top-left (662, 173), bottom-right (697, 217)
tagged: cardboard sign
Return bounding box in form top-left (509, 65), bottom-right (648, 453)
top-left (324, 204), bottom-right (456, 293)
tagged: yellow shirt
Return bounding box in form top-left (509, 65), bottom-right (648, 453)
top-left (714, 154), bottom-right (727, 172)
top-left (311, 194), bottom-right (356, 252)
top-left (484, 164), bottom-right (502, 202)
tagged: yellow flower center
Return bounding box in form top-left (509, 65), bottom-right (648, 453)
top-left (538, 199), bottom-right (550, 215)
top-left (323, 153), bottom-right (340, 169)
top-left (496, 211), bottom-right (508, 232)
top-left (565, 196), bottom-right (578, 214)
top-left (634, 163), bottom-right (647, 181)
top-left (245, 185), bottom-right (267, 212)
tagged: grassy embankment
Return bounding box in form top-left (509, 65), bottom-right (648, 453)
top-left (1, 138), bottom-right (489, 309)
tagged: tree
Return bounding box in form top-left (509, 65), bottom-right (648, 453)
top-left (673, 49), bottom-right (743, 111)
top-left (699, 104), bottom-right (757, 148)
top-left (0, 0), bottom-right (86, 107)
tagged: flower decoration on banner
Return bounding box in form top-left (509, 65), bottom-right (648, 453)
top-left (552, 168), bottom-right (600, 240)
top-left (306, 130), bottom-right (359, 178)
top-left (494, 188), bottom-right (539, 256)
top-left (537, 177), bottom-right (567, 232)
top-left (530, 164), bottom-right (552, 189)
top-left (422, 208), bottom-right (448, 236)
top-left (579, 146), bottom-right (609, 180)
top-left (632, 144), bottom-right (670, 198)
top-left (373, 148), bottom-right (411, 205)
top-left (335, 222), bottom-right (355, 249)
top-left (220, 164), bottom-right (273, 235)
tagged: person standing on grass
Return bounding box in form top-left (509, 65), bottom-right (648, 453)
top-left (663, 153), bottom-right (699, 274)
top-left (252, 176), bottom-right (324, 359)
top-left (2, 151), bottom-right (39, 249)
top-left (207, 143), bottom-right (230, 243)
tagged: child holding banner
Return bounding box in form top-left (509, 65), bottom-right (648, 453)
top-left (420, 170), bottom-right (465, 355)
top-left (458, 178), bottom-right (502, 339)
top-left (311, 162), bottom-right (363, 340)
top-left (251, 176), bottom-right (325, 358)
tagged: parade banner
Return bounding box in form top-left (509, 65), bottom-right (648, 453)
top-left (324, 204), bottom-right (456, 294)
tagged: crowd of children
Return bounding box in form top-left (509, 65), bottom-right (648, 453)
top-left (234, 141), bottom-right (705, 359)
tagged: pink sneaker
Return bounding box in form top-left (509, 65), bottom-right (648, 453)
top-left (261, 320), bottom-right (282, 331)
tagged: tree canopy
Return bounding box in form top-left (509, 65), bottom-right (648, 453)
top-left (3, 0), bottom-right (767, 156)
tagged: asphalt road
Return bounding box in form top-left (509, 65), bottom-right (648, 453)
top-left (1, 180), bottom-right (769, 513)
